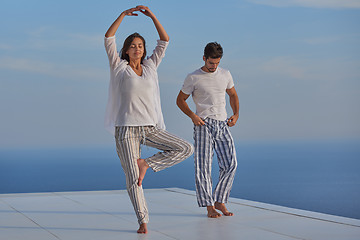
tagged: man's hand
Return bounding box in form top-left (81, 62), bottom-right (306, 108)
top-left (227, 114), bottom-right (238, 127)
top-left (191, 114), bottom-right (205, 126)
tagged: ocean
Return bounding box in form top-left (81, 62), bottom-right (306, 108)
top-left (1, 140), bottom-right (359, 220)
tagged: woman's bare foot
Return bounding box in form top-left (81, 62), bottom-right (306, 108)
top-left (207, 206), bottom-right (221, 218)
top-left (137, 158), bottom-right (149, 186)
top-left (137, 223), bottom-right (148, 234)
top-left (215, 202), bottom-right (234, 216)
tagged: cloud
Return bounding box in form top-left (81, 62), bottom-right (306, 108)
top-left (228, 55), bottom-right (360, 84)
top-left (0, 26), bottom-right (108, 82)
top-left (301, 33), bottom-right (360, 45)
top-left (263, 56), bottom-right (360, 81)
top-left (0, 26), bottom-right (103, 52)
top-left (27, 31), bottom-right (103, 51)
top-left (260, 56), bottom-right (306, 80)
top-left (0, 57), bottom-right (107, 81)
top-left (247, 0), bottom-right (360, 9)
top-left (302, 36), bottom-right (343, 45)
top-left (0, 43), bottom-right (13, 50)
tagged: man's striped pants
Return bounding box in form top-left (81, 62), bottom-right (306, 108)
top-left (194, 118), bottom-right (237, 207)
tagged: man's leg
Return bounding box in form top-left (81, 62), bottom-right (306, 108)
top-left (213, 123), bottom-right (237, 216)
top-left (194, 124), bottom-right (221, 218)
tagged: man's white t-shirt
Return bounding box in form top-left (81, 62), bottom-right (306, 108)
top-left (181, 67), bottom-right (234, 121)
top-left (104, 36), bottom-right (168, 135)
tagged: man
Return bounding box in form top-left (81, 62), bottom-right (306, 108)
top-left (176, 42), bottom-right (239, 218)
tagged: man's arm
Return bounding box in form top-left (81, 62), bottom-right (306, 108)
top-left (176, 91), bottom-right (205, 126)
top-left (226, 87), bottom-right (239, 127)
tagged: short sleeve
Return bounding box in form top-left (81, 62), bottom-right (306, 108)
top-left (181, 74), bottom-right (194, 95)
top-left (226, 71), bottom-right (234, 89)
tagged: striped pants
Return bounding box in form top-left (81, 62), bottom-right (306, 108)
top-left (115, 126), bottom-right (194, 224)
top-left (194, 118), bottom-right (237, 207)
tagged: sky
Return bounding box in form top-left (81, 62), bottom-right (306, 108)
top-left (0, 0), bottom-right (359, 149)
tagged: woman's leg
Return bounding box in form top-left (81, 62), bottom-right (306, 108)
top-left (115, 126), bottom-right (149, 227)
top-left (143, 127), bottom-right (194, 172)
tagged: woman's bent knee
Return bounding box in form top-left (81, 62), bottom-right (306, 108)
top-left (182, 141), bottom-right (194, 159)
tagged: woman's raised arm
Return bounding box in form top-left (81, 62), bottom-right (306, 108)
top-left (105, 7), bottom-right (139, 38)
top-left (137, 5), bottom-right (169, 42)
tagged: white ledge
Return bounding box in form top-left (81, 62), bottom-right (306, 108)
top-left (1, 188), bottom-right (359, 240)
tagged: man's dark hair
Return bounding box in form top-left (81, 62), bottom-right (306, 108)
top-left (121, 32), bottom-right (147, 63)
top-left (204, 42), bottom-right (223, 59)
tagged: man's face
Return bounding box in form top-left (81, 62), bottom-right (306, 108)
top-left (203, 57), bottom-right (221, 73)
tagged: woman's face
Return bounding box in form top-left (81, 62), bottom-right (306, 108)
top-left (126, 37), bottom-right (144, 61)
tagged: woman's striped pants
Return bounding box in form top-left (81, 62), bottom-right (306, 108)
top-left (115, 126), bottom-right (194, 224)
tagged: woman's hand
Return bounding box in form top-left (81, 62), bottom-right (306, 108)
top-left (105, 7), bottom-right (141, 37)
top-left (137, 5), bottom-right (155, 19)
top-left (122, 7), bottom-right (140, 17)
top-left (136, 5), bottom-right (169, 41)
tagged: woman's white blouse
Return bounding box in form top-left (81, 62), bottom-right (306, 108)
top-left (104, 36), bottom-right (168, 135)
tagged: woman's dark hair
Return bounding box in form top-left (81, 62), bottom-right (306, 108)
top-left (204, 42), bottom-right (223, 59)
top-left (120, 32), bottom-right (147, 63)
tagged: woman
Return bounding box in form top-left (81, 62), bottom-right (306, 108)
top-left (104, 6), bottom-right (193, 234)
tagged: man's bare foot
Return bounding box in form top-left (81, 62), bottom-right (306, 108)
top-left (137, 158), bottom-right (149, 186)
top-left (207, 206), bottom-right (221, 218)
top-left (215, 202), bottom-right (234, 216)
top-left (137, 223), bottom-right (148, 234)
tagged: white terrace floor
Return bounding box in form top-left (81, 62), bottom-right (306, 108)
top-left (0, 188), bottom-right (359, 240)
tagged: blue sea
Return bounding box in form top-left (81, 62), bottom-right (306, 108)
top-left (1, 140), bottom-right (360, 219)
